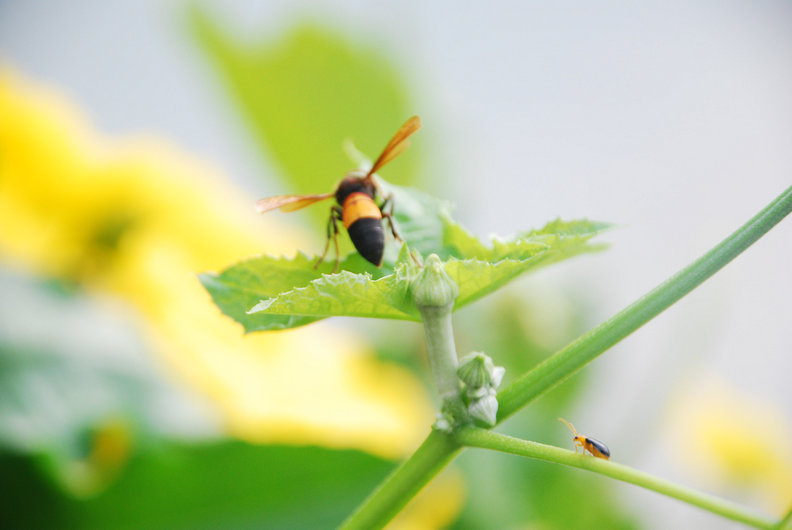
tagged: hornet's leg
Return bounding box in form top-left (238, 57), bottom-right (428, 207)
top-left (380, 195), bottom-right (423, 267)
top-left (380, 194), bottom-right (422, 266)
top-left (380, 194), bottom-right (402, 241)
top-left (315, 206), bottom-right (343, 272)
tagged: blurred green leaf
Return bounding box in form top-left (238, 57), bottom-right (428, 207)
top-left (0, 442), bottom-right (395, 530)
top-left (525, 462), bottom-right (639, 530)
top-left (201, 181), bottom-right (609, 331)
top-left (189, 8), bottom-right (420, 198)
top-left (0, 273), bottom-right (221, 499)
top-left (0, 341), bottom-right (189, 459)
top-left (377, 179), bottom-right (452, 258)
top-left (460, 295), bottom-right (588, 406)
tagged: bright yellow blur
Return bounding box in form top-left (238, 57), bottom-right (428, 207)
top-left (388, 467), bottom-right (465, 530)
top-left (668, 377), bottom-right (792, 513)
top-left (0, 68), bottom-right (436, 459)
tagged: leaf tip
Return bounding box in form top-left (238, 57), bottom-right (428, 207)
top-left (248, 299), bottom-right (274, 314)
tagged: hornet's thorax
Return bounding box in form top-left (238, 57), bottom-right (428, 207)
top-left (254, 116), bottom-right (421, 271)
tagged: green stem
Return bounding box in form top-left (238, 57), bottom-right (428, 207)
top-left (344, 185), bottom-right (792, 528)
top-left (419, 305), bottom-right (461, 404)
top-left (777, 504), bottom-right (792, 530)
top-left (339, 430), bottom-right (461, 530)
top-left (498, 184), bottom-right (792, 420)
top-left (455, 427), bottom-right (776, 529)
top-left (411, 253), bottom-right (463, 410)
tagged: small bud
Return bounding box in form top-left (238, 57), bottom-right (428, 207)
top-left (457, 352), bottom-right (491, 388)
top-left (467, 385), bottom-right (490, 400)
top-left (468, 390), bottom-right (499, 427)
top-left (490, 365), bottom-right (505, 389)
top-left (410, 254), bottom-right (459, 309)
top-left (433, 413), bottom-right (453, 433)
top-left (433, 398), bottom-right (467, 433)
top-left (457, 352), bottom-right (505, 390)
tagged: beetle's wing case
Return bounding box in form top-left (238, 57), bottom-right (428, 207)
top-left (585, 437), bottom-right (611, 459)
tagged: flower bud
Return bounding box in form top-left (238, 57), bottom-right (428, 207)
top-left (433, 399), bottom-right (467, 433)
top-left (457, 352), bottom-right (491, 389)
top-left (410, 254), bottom-right (459, 309)
top-left (490, 365), bottom-right (505, 389)
top-left (434, 413), bottom-right (453, 433)
top-left (457, 352), bottom-right (505, 390)
top-left (467, 385), bottom-right (491, 400)
top-left (468, 390), bottom-right (499, 427)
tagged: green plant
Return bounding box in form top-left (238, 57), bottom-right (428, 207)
top-left (201, 168), bottom-right (792, 528)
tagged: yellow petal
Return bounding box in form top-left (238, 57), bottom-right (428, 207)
top-left (0, 67), bottom-right (435, 459)
top-left (667, 376), bottom-right (792, 513)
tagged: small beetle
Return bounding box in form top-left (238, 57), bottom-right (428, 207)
top-left (558, 417), bottom-right (611, 460)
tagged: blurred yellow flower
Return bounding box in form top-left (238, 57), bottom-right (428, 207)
top-left (0, 68), bottom-right (436, 459)
top-left (668, 377), bottom-right (792, 513)
top-left (388, 467), bottom-right (465, 530)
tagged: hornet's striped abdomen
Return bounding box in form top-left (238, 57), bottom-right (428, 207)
top-left (341, 192), bottom-right (385, 266)
top-left (342, 192), bottom-right (382, 227)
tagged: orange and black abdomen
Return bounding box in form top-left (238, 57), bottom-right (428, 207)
top-left (584, 437), bottom-right (611, 459)
top-left (342, 191), bottom-right (384, 266)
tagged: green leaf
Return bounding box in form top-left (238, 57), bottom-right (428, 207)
top-left (189, 9), bottom-right (420, 200)
top-left (382, 180), bottom-right (609, 264)
top-left (200, 251), bottom-right (390, 333)
top-left (246, 246), bottom-right (421, 324)
top-left (376, 179), bottom-right (453, 258)
top-left (201, 182), bottom-right (609, 331)
top-left (0, 442), bottom-right (396, 530)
